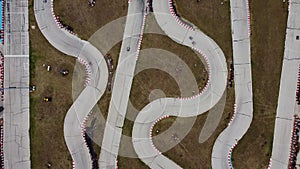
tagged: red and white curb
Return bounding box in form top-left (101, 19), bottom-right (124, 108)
top-left (227, 142), bottom-right (237, 169)
top-left (245, 0), bottom-right (251, 37)
top-left (177, 47), bottom-right (211, 101)
top-left (0, 52), bottom-right (4, 102)
top-left (1, 0), bottom-right (4, 45)
top-left (0, 125), bottom-right (3, 169)
top-left (149, 115), bottom-right (170, 154)
top-left (135, 12), bottom-right (147, 61)
top-left (168, 0), bottom-right (194, 31)
top-left (266, 159), bottom-right (272, 169)
top-left (76, 57), bottom-right (92, 87)
top-left (228, 104), bottom-right (237, 126)
top-left (51, 0), bottom-right (77, 36)
top-left (115, 160), bottom-right (118, 169)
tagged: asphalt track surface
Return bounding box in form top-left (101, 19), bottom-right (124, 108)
top-left (211, 0), bottom-right (253, 168)
top-left (34, 0), bottom-right (108, 168)
top-left (131, 0), bottom-right (228, 168)
top-left (3, 0), bottom-right (31, 168)
top-left (269, 1), bottom-right (300, 168)
top-left (99, 0), bottom-right (147, 168)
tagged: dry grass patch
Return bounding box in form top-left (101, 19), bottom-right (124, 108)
top-left (53, 0), bottom-right (128, 40)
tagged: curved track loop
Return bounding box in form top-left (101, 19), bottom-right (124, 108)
top-left (211, 0), bottom-right (253, 168)
top-left (131, 0), bottom-right (228, 168)
top-left (34, 0), bottom-right (108, 168)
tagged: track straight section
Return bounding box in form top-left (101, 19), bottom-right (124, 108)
top-left (34, 0), bottom-right (108, 168)
top-left (131, 0), bottom-right (227, 168)
top-left (3, 0), bottom-right (30, 168)
top-left (211, 0), bottom-right (253, 168)
top-left (269, 1), bottom-right (300, 168)
top-left (99, 0), bottom-right (147, 168)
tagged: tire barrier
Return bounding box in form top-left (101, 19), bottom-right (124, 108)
top-left (168, 0), bottom-right (194, 31)
top-left (229, 62), bottom-right (234, 87)
top-left (80, 113), bottom-right (100, 169)
top-left (50, 0), bottom-right (77, 36)
top-left (288, 115), bottom-right (300, 169)
top-left (83, 131), bottom-right (99, 169)
top-left (149, 115), bottom-right (170, 154)
top-left (76, 57), bottom-right (92, 87)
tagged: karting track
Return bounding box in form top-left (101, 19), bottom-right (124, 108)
top-left (269, 1), bottom-right (300, 168)
top-left (34, 0), bottom-right (108, 168)
top-left (98, 0), bottom-right (147, 168)
top-left (33, 0), bottom-right (255, 169)
top-left (211, 0), bottom-right (253, 168)
top-left (131, 0), bottom-right (228, 168)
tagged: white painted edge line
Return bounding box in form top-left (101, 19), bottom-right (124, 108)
top-left (4, 55), bottom-right (29, 58)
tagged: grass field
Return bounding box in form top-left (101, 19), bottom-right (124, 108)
top-left (232, 1), bottom-right (288, 168)
top-left (53, 0), bottom-right (128, 40)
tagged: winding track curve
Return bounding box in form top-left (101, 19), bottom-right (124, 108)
top-left (131, 0), bottom-right (228, 168)
top-left (34, 0), bottom-right (108, 168)
top-left (211, 0), bottom-right (252, 168)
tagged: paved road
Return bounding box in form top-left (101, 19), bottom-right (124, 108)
top-left (3, 0), bottom-right (31, 168)
top-left (269, 1), bottom-right (300, 168)
top-left (131, 0), bottom-right (228, 168)
top-left (34, 0), bottom-right (108, 168)
top-left (98, 0), bottom-right (147, 168)
top-left (211, 0), bottom-right (253, 168)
